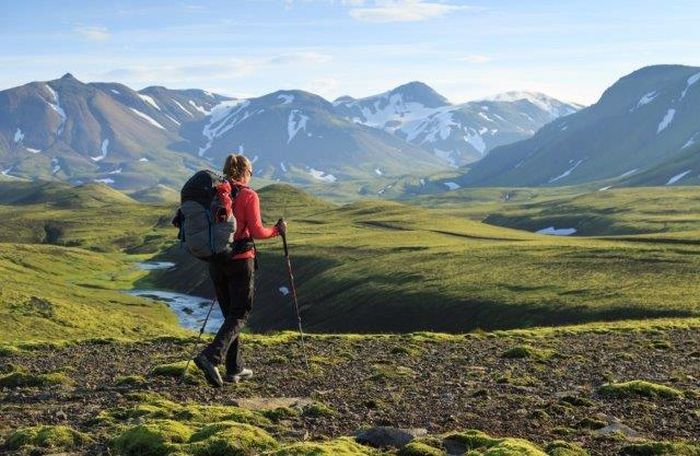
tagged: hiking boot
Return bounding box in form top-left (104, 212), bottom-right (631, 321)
top-left (194, 354), bottom-right (223, 387)
top-left (224, 368), bottom-right (253, 384)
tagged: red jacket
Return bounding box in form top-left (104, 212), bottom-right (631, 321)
top-left (219, 180), bottom-right (279, 259)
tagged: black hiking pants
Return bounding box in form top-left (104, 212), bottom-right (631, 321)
top-left (201, 257), bottom-right (255, 374)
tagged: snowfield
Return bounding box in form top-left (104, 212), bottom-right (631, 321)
top-left (657, 109), bottom-right (676, 133)
top-left (549, 160), bottom-right (583, 183)
top-left (536, 226), bottom-right (577, 236)
top-left (666, 170), bottom-right (692, 185)
top-left (129, 108), bottom-right (166, 130)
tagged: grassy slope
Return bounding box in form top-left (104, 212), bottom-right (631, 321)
top-left (2, 180), bottom-right (700, 337)
top-left (0, 243), bottom-right (185, 342)
top-left (150, 185), bottom-right (700, 333)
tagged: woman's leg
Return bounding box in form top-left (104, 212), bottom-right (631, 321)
top-left (224, 258), bottom-right (255, 374)
top-left (202, 258), bottom-right (254, 369)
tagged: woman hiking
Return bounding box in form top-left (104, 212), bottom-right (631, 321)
top-left (194, 154), bottom-right (286, 387)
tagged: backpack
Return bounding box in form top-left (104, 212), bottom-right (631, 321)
top-left (176, 170), bottom-right (237, 261)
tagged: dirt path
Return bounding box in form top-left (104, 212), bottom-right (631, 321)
top-left (1, 327), bottom-right (698, 455)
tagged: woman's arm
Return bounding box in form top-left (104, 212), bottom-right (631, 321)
top-left (245, 191), bottom-right (279, 239)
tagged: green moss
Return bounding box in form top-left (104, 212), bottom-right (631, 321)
top-left (187, 421), bottom-right (278, 455)
top-left (0, 371), bottom-right (72, 388)
top-left (620, 441), bottom-right (700, 455)
top-left (7, 425), bottom-right (90, 450)
top-left (599, 380), bottom-right (683, 399)
top-left (153, 360), bottom-right (200, 378)
top-left (261, 406), bottom-right (301, 423)
top-left (106, 397), bottom-right (271, 428)
top-left (0, 345), bottom-right (20, 356)
top-left (271, 437), bottom-right (374, 455)
top-left (113, 420), bottom-right (193, 456)
top-left (399, 441), bottom-right (443, 456)
top-left (302, 401), bottom-right (337, 418)
top-left (545, 441), bottom-right (589, 456)
top-left (443, 430), bottom-right (547, 456)
top-left (116, 374), bottom-right (145, 386)
top-left (501, 345), bottom-right (555, 360)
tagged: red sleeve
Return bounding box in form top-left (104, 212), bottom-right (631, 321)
top-left (215, 181), bottom-right (233, 221)
top-left (245, 191), bottom-right (279, 239)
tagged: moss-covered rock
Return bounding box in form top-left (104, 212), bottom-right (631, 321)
top-left (559, 395), bottom-right (594, 407)
top-left (545, 440), bottom-right (589, 456)
top-left (153, 360), bottom-right (200, 379)
top-left (271, 437), bottom-right (375, 455)
top-left (576, 417), bottom-right (606, 430)
top-left (113, 420), bottom-right (193, 456)
top-left (443, 430), bottom-right (547, 456)
top-left (6, 425), bottom-right (90, 450)
top-left (620, 440), bottom-right (700, 455)
top-left (399, 441), bottom-right (443, 456)
top-left (0, 345), bottom-right (20, 356)
top-left (302, 401), bottom-right (337, 418)
top-left (116, 374), bottom-right (145, 386)
top-left (187, 421), bottom-right (278, 455)
top-left (0, 371), bottom-right (72, 388)
top-left (501, 345), bottom-right (555, 360)
top-left (599, 381), bottom-right (683, 399)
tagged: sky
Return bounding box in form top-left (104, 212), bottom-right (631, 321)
top-left (1, 0), bottom-right (700, 105)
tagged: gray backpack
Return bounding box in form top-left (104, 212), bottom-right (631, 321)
top-left (176, 170), bottom-right (236, 261)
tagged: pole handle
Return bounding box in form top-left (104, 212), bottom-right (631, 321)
top-left (278, 218), bottom-right (289, 257)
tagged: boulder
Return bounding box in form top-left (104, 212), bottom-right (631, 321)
top-left (355, 426), bottom-right (427, 448)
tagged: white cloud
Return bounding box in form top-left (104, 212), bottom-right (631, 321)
top-left (455, 54), bottom-right (492, 64)
top-left (75, 26), bottom-right (111, 41)
top-left (349, 0), bottom-right (467, 23)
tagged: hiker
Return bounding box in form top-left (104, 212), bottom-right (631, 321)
top-left (193, 154), bottom-right (287, 387)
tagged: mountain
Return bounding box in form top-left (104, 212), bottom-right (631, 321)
top-left (0, 73), bottom-right (217, 188)
top-left (183, 88), bottom-right (445, 182)
top-left (333, 82), bottom-right (581, 165)
top-left (0, 74), bottom-right (578, 191)
top-left (457, 65), bottom-right (700, 188)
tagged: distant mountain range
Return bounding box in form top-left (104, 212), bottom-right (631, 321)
top-left (0, 74), bottom-right (579, 190)
top-left (456, 65), bottom-right (700, 188)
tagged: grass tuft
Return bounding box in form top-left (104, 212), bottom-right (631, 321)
top-left (7, 425), bottom-right (90, 450)
top-left (620, 440), bottom-right (700, 455)
top-left (599, 381), bottom-right (683, 399)
top-left (0, 371), bottom-right (72, 388)
top-left (501, 345), bottom-right (555, 360)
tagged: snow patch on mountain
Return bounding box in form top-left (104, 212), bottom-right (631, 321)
top-left (110, 89), bottom-right (120, 95)
top-left (444, 181), bottom-right (461, 190)
top-left (666, 170), bottom-right (692, 185)
top-left (633, 91), bottom-right (657, 110)
top-left (25, 147), bottom-right (41, 154)
top-left (482, 91), bottom-right (576, 118)
top-left (309, 168), bottom-right (337, 183)
top-left (129, 108), bottom-right (166, 130)
top-left (278, 94), bottom-right (294, 104)
top-left (657, 109), bottom-right (676, 133)
top-left (14, 128), bottom-right (24, 143)
top-left (45, 84), bottom-right (67, 135)
top-left (681, 72), bottom-right (700, 99)
top-left (51, 159), bottom-right (60, 174)
top-left (188, 100), bottom-right (208, 115)
top-left (280, 162), bottom-right (287, 173)
top-left (287, 109), bottom-right (309, 143)
top-left (549, 159), bottom-right (584, 183)
top-left (464, 129), bottom-right (486, 155)
top-left (91, 139), bottom-right (110, 162)
top-left (165, 114), bottom-right (181, 126)
top-left (94, 178), bottom-right (115, 185)
top-left (107, 168), bottom-right (122, 175)
top-left (198, 100), bottom-right (250, 157)
top-left (139, 157), bottom-right (149, 162)
top-left (173, 99), bottom-right (193, 117)
top-left (374, 168), bottom-right (383, 176)
top-left (138, 94), bottom-right (161, 111)
top-left (616, 169), bottom-right (638, 179)
top-left (682, 133), bottom-right (698, 149)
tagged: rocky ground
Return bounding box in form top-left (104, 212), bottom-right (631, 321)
top-left (0, 326), bottom-right (698, 455)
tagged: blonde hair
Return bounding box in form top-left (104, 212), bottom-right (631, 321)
top-left (223, 154), bottom-right (252, 181)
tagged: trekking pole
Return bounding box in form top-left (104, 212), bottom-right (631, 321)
top-left (180, 297), bottom-right (217, 384)
top-left (279, 221), bottom-right (309, 370)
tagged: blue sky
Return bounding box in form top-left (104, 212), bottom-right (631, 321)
top-left (2, 0), bottom-right (699, 104)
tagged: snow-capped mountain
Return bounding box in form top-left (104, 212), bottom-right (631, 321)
top-left (456, 65), bottom-right (700, 188)
top-left (333, 82), bottom-right (581, 165)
